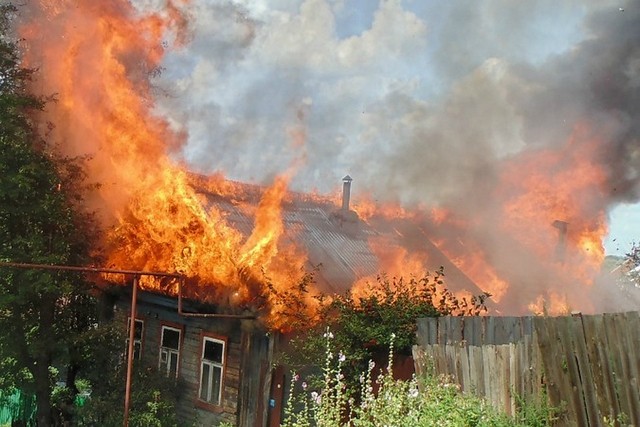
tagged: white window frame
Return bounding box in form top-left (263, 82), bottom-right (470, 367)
top-left (159, 325), bottom-right (181, 378)
top-left (198, 336), bottom-right (225, 406)
top-left (126, 318), bottom-right (144, 361)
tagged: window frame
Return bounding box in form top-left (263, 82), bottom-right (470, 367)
top-left (196, 333), bottom-right (227, 411)
top-left (158, 324), bottom-right (183, 379)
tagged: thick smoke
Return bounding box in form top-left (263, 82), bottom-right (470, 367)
top-left (149, 0), bottom-right (638, 207)
top-left (144, 0), bottom-right (640, 312)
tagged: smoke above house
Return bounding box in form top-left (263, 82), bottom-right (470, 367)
top-left (147, 0), bottom-right (639, 205)
top-left (15, 0), bottom-right (640, 318)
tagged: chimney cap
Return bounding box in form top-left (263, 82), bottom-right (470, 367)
top-left (342, 175), bottom-right (352, 182)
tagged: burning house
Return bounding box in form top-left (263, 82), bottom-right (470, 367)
top-left (11, 0), bottom-right (640, 424)
top-left (108, 175), bottom-right (486, 426)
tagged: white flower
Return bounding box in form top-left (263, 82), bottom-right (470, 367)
top-left (408, 387), bottom-right (419, 398)
top-left (338, 352), bottom-right (346, 363)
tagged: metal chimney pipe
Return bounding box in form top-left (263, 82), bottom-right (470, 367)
top-left (341, 175), bottom-right (352, 211)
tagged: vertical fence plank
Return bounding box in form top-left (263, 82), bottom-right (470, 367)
top-left (533, 316), bottom-right (563, 410)
top-left (448, 343), bottom-right (457, 380)
top-left (483, 345), bottom-right (496, 404)
top-left (556, 316), bottom-right (589, 426)
top-left (469, 345), bottom-right (484, 396)
top-left (497, 345), bottom-right (510, 415)
top-left (411, 346), bottom-right (427, 378)
top-left (459, 343), bottom-right (471, 394)
top-left (466, 316), bottom-right (483, 346)
top-left (569, 314), bottom-right (600, 425)
top-left (583, 314), bottom-right (620, 422)
top-left (485, 316), bottom-right (495, 345)
top-left (509, 343), bottom-right (518, 416)
top-left (604, 313), bottom-right (633, 422)
top-left (620, 312), bottom-right (640, 423)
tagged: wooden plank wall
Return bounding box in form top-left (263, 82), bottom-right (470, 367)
top-left (414, 313), bottom-right (640, 426)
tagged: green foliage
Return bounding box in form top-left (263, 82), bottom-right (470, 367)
top-left (282, 334), bottom-right (556, 427)
top-left (75, 366), bottom-right (180, 427)
top-left (0, 4), bottom-right (104, 424)
top-left (282, 268), bottom-right (490, 387)
top-left (510, 391), bottom-right (560, 427)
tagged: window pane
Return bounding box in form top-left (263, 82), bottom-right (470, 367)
top-left (212, 366), bottom-right (222, 405)
top-left (134, 342), bottom-right (141, 360)
top-left (134, 320), bottom-right (143, 340)
top-left (203, 340), bottom-right (224, 363)
top-left (162, 328), bottom-right (180, 350)
top-left (200, 363), bottom-right (210, 402)
top-left (127, 319), bottom-right (144, 340)
top-left (169, 352), bottom-right (178, 377)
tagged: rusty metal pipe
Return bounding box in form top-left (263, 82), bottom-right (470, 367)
top-left (0, 262), bottom-right (182, 278)
top-left (123, 276), bottom-right (139, 427)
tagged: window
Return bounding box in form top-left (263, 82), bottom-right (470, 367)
top-left (159, 326), bottom-right (181, 378)
top-left (199, 336), bottom-right (225, 406)
top-left (126, 318), bottom-right (144, 360)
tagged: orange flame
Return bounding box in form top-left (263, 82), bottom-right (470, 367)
top-left (20, 1), bottom-right (316, 330)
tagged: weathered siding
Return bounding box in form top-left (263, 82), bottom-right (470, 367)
top-left (116, 290), bottom-right (272, 426)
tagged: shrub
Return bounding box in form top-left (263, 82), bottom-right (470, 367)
top-left (74, 367), bottom-right (179, 427)
top-left (281, 269), bottom-right (490, 389)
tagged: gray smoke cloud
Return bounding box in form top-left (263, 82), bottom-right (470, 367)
top-left (145, 0), bottom-right (640, 311)
top-left (148, 0), bottom-right (638, 208)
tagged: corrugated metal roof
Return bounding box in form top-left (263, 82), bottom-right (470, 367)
top-left (199, 184), bottom-right (482, 295)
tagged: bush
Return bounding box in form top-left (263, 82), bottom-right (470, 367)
top-left (281, 269), bottom-right (490, 388)
top-left (74, 367), bottom-right (179, 427)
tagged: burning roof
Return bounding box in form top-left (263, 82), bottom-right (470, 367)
top-left (194, 176), bottom-right (484, 297)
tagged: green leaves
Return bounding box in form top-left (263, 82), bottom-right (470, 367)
top-left (281, 268), bottom-right (490, 396)
top-left (0, 5), bottom-right (102, 424)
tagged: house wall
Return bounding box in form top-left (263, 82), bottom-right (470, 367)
top-left (115, 290), bottom-right (272, 426)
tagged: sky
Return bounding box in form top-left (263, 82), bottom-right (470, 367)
top-left (605, 203), bottom-right (640, 255)
top-left (131, 0), bottom-right (638, 256)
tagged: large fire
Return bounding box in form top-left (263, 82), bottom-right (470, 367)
top-left (19, 1), bottom-right (316, 329)
top-left (18, 1), bottom-right (613, 329)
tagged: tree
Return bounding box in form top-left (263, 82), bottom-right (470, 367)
top-left (281, 268), bottom-right (490, 389)
top-left (0, 4), bottom-right (102, 425)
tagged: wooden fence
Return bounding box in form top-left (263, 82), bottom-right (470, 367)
top-left (413, 312), bottom-right (640, 426)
